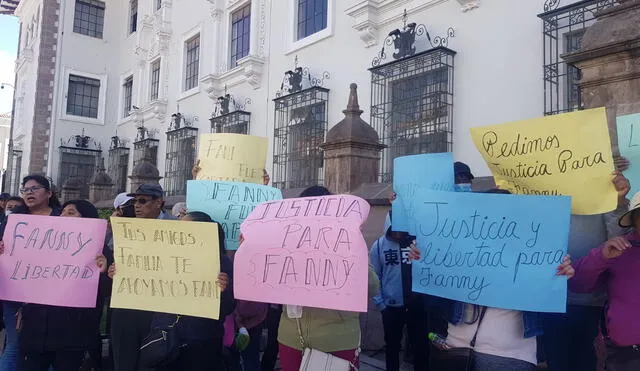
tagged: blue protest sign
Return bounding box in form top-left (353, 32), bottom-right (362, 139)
top-left (392, 153), bottom-right (455, 234)
top-left (411, 190), bottom-right (571, 313)
top-left (617, 114), bottom-right (640, 198)
top-left (186, 180), bottom-right (283, 250)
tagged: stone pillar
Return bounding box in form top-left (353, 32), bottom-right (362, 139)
top-left (320, 83), bottom-right (385, 194)
top-left (89, 159), bottom-right (115, 203)
top-left (563, 0), bottom-right (640, 153)
top-left (60, 178), bottom-right (82, 203)
top-left (128, 161), bottom-right (162, 192)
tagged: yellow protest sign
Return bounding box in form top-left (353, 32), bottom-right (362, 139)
top-left (197, 133), bottom-right (268, 184)
top-left (110, 217), bottom-right (221, 319)
top-left (470, 107), bottom-right (616, 215)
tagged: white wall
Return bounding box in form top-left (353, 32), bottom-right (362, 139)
top-left (16, 0), bottom-right (577, 190)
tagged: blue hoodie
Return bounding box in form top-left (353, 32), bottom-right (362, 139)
top-left (370, 212), bottom-right (414, 310)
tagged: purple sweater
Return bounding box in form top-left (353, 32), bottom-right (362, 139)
top-left (569, 232), bottom-right (640, 346)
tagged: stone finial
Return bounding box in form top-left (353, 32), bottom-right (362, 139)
top-left (345, 83), bottom-right (363, 116)
top-left (90, 158), bottom-right (113, 186)
top-left (324, 83), bottom-right (381, 144)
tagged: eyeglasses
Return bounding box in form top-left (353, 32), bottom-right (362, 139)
top-left (20, 186), bottom-right (45, 194)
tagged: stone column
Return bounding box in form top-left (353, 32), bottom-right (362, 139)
top-left (60, 178), bottom-right (82, 203)
top-left (320, 83), bottom-right (385, 194)
top-left (128, 161), bottom-right (162, 192)
top-left (89, 159), bottom-right (115, 203)
top-left (563, 0), bottom-right (640, 153)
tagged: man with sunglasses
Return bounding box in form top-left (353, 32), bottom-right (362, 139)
top-left (110, 184), bottom-right (175, 371)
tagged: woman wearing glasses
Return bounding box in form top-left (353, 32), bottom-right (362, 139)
top-left (15, 200), bottom-right (107, 370)
top-left (0, 175), bottom-right (61, 371)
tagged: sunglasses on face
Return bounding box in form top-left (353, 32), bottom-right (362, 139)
top-left (133, 198), bottom-right (155, 205)
top-left (20, 186), bottom-right (45, 194)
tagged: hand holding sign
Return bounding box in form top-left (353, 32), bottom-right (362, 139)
top-left (196, 133), bottom-right (268, 184)
top-left (470, 107), bottom-right (616, 215)
top-left (410, 190), bottom-right (571, 313)
top-left (234, 195), bottom-right (371, 312)
top-left (0, 214), bottom-right (107, 308)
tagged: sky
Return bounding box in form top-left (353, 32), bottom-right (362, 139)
top-left (0, 14), bottom-right (19, 114)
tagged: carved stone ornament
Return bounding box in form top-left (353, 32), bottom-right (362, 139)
top-left (456, 0), bottom-right (479, 12)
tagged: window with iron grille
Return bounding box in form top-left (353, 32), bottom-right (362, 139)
top-left (133, 138), bottom-right (159, 167)
top-left (122, 76), bottom-right (133, 117)
top-left (230, 4), bottom-right (251, 68)
top-left (150, 59), bottom-right (161, 101)
top-left (67, 74), bottom-right (100, 119)
top-left (129, 0), bottom-right (137, 34)
top-left (538, 0), bottom-right (616, 116)
top-left (370, 47), bottom-right (455, 183)
top-left (296, 0), bottom-right (327, 40)
top-left (164, 127), bottom-right (198, 196)
top-left (211, 111), bottom-right (250, 134)
top-left (73, 0), bottom-right (105, 39)
top-left (184, 35), bottom-right (200, 91)
top-left (273, 87), bottom-right (328, 189)
top-left (58, 147), bottom-right (101, 199)
top-left (108, 147), bottom-right (130, 194)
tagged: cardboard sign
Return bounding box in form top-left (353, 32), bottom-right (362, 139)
top-left (0, 214), bottom-right (107, 308)
top-left (110, 217), bottom-right (222, 319)
top-left (234, 195), bottom-right (371, 312)
top-left (411, 190), bottom-right (571, 313)
top-left (470, 107), bottom-right (616, 215)
top-left (392, 153), bottom-right (455, 234)
top-left (617, 113), bottom-right (640, 198)
top-left (186, 180), bottom-right (282, 251)
top-left (197, 133), bottom-right (268, 184)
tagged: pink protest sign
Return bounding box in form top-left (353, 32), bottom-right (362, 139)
top-left (234, 195), bottom-right (371, 312)
top-left (0, 214), bottom-right (107, 308)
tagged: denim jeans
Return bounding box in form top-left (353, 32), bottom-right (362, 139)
top-left (0, 302), bottom-right (20, 371)
top-left (240, 325), bottom-right (263, 371)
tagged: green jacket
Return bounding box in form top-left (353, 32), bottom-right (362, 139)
top-left (277, 265), bottom-right (381, 352)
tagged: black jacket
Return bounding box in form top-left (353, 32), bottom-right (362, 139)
top-left (151, 255), bottom-right (235, 342)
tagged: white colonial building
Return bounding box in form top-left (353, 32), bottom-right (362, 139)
top-left (0, 0), bottom-right (611, 199)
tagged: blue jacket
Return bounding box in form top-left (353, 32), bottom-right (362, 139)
top-left (370, 214), bottom-right (412, 310)
top-left (449, 302), bottom-right (543, 339)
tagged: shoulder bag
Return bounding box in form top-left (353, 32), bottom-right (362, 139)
top-left (296, 318), bottom-right (359, 371)
top-left (430, 306), bottom-right (488, 371)
top-left (139, 315), bottom-right (183, 368)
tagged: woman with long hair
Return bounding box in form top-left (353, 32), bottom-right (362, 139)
top-left (0, 175), bottom-right (62, 371)
top-left (61, 200), bottom-right (112, 371)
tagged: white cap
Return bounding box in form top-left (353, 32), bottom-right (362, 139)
top-left (114, 192), bottom-right (134, 208)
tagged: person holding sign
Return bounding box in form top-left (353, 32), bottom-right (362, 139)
top-left (6, 197), bottom-right (107, 371)
top-left (146, 211), bottom-right (235, 371)
top-left (542, 167), bottom-right (631, 371)
top-left (271, 186), bottom-right (380, 371)
top-left (569, 192), bottom-right (640, 371)
top-left (409, 189), bottom-right (575, 371)
top-left (108, 184), bottom-right (175, 371)
top-left (61, 200), bottom-right (113, 371)
top-left (0, 175), bottom-right (61, 371)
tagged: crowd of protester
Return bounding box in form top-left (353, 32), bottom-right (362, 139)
top-left (0, 156), bottom-right (637, 371)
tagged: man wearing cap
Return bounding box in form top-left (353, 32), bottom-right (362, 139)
top-left (109, 184), bottom-right (175, 371)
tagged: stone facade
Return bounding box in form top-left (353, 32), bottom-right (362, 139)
top-left (28, 0), bottom-right (58, 174)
